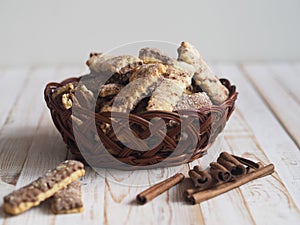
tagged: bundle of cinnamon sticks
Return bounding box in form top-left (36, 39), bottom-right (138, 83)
top-left (136, 152), bottom-right (274, 205)
top-left (185, 152), bottom-right (274, 204)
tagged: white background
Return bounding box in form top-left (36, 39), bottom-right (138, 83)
top-left (0, 0), bottom-right (299, 66)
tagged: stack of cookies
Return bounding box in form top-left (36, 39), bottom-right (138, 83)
top-left (52, 41), bottom-right (229, 117)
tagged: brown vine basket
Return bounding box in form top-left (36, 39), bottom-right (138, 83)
top-left (44, 77), bottom-right (237, 170)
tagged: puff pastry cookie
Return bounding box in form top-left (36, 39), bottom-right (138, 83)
top-left (177, 42), bottom-right (229, 104)
top-left (54, 41), bottom-right (230, 115)
top-left (112, 63), bottom-right (167, 112)
top-left (174, 92), bottom-right (212, 111)
top-left (87, 53), bottom-right (142, 75)
top-left (147, 66), bottom-right (193, 111)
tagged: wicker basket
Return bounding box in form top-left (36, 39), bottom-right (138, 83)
top-left (44, 77), bottom-right (237, 169)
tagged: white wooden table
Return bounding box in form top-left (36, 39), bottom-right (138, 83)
top-left (0, 63), bottom-right (299, 225)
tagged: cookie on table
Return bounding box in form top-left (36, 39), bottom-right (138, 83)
top-left (2, 160), bottom-right (85, 215)
top-left (51, 180), bottom-right (84, 214)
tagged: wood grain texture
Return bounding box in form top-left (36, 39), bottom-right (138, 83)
top-left (268, 62), bottom-right (300, 104)
top-left (0, 67), bottom-right (30, 129)
top-left (188, 136), bottom-right (256, 225)
top-left (0, 67), bottom-right (53, 186)
top-left (0, 66), bottom-right (84, 224)
top-left (53, 168), bottom-right (105, 225)
top-left (242, 63), bottom-right (300, 147)
top-left (1, 64), bottom-right (300, 225)
top-left (101, 166), bottom-right (204, 225)
top-left (224, 115), bottom-right (300, 224)
top-left (215, 63), bottom-right (300, 208)
top-left (2, 110), bottom-right (66, 225)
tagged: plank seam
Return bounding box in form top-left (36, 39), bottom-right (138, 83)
top-left (239, 64), bottom-right (300, 149)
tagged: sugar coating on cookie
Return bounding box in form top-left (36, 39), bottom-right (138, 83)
top-left (147, 78), bottom-right (185, 111)
top-left (139, 47), bottom-right (196, 76)
top-left (87, 53), bottom-right (142, 75)
top-left (51, 180), bottom-right (83, 214)
top-left (112, 63), bottom-right (167, 112)
top-left (174, 92), bottom-right (212, 111)
top-left (147, 66), bottom-right (193, 111)
top-left (177, 41), bottom-right (229, 105)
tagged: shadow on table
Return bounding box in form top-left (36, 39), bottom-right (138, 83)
top-left (0, 207), bottom-right (8, 220)
top-left (0, 125), bottom-right (68, 183)
top-left (170, 178), bottom-right (195, 205)
top-left (0, 125), bottom-right (66, 218)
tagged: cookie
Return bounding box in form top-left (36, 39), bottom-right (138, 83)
top-left (147, 78), bottom-right (185, 111)
top-left (52, 83), bottom-right (75, 99)
top-left (147, 66), bottom-right (194, 111)
top-left (99, 83), bottom-right (124, 98)
top-left (74, 84), bottom-right (95, 110)
top-left (139, 47), bottom-right (196, 76)
top-left (139, 47), bottom-right (174, 65)
top-left (87, 53), bottom-right (142, 75)
top-left (3, 160), bottom-right (85, 215)
top-left (174, 92), bottom-right (212, 111)
top-left (111, 63), bottom-right (166, 112)
top-left (51, 180), bottom-right (83, 214)
top-left (62, 93), bottom-right (73, 109)
top-left (177, 41), bottom-right (229, 104)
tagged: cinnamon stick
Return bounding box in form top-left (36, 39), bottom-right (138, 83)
top-left (217, 152), bottom-right (246, 176)
top-left (188, 164), bottom-right (275, 204)
top-left (185, 188), bottom-right (202, 197)
top-left (209, 162), bottom-right (232, 182)
top-left (184, 185), bottom-right (213, 200)
top-left (188, 166), bottom-right (212, 188)
top-left (193, 165), bottom-right (204, 174)
top-left (246, 162), bottom-right (264, 174)
top-left (136, 173), bottom-right (184, 204)
top-left (232, 155), bottom-right (260, 169)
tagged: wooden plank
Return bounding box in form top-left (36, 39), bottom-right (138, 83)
top-left (2, 110), bottom-right (67, 225)
top-left (224, 113), bottom-right (300, 224)
top-left (53, 67), bottom-right (106, 221)
top-left (1, 63), bottom-right (299, 224)
top-left (47, 168), bottom-right (105, 225)
top-left (101, 165), bottom-right (204, 225)
top-left (0, 67), bottom-right (56, 185)
top-left (0, 181), bottom-right (15, 221)
top-left (193, 63), bottom-right (300, 224)
top-left (267, 62), bottom-right (300, 104)
top-left (0, 67), bottom-right (30, 129)
top-left (0, 65), bottom-right (84, 184)
top-left (0, 66), bottom-right (85, 224)
top-left (188, 136), bottom-right (255, 225)
top-left (0, 66), bottom-right (106, 225)
top-left (0, 66), bottom-right (55, 224)
top-left (0, 67), bottom-right (30, 225)
top-left (242, 63), bottom-right (300, 147)
top-left (215, 63), bottom-right (300, 210)
top-left (51, 66), bottom-right (106, 225)
top-left (188, 64), bottom-right (257, 225)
